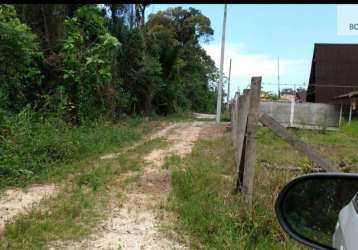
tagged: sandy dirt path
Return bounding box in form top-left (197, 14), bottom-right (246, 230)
top-left (0, 122), bottom-right (175, 235)
top-left (0, 184), bottom-right (59, 233)
top-left (53, 121), bottom-right (211, 250)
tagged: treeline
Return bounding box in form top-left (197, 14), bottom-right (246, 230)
top-left (0, 4), bottom-right (219, 124)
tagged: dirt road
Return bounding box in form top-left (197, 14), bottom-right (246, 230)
top-left (51, 121), bottom-right (213, 250)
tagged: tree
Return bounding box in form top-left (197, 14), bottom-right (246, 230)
top-left (261, 91), bottom-right (279, 101)
top-left (0, 5), bottom-right (43, 111)
top-left (135, 4), bottom-right (150, 27)
top-left (15, 4), bottom-right (84, 54)
top-left (147, 7), bottom-right (217, 114)
top-left (13, 4), bottom-right (87, 111)
top-left (280, 88), bottom-right (294, 95)
top-left (147, 7), bottom-right (213, 45)
top-left (62, 5), bottom-right (120, 123)
top-left (0, 4), bottom-right (219, 120)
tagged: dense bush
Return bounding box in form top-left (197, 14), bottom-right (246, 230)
top-left (0, 108), bottom-right (143, 188)
top-left (1, 4), bottom-right (218, 119)
top-left (62, 5), bottom-right (120, 123)
top-left (0, 5), bottom-right (43, 111)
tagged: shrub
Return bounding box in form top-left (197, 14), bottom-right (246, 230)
top-left (62, 5), bottom-right (120, 123)
top-left (0, 5), bottom-right (43, 111)
top-left (0, 107), bottom-right (143, 189)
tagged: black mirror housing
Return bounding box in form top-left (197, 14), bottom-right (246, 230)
top-left (275, 173), bottom-right (358, 250)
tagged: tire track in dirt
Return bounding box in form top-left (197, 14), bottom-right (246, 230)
top-left (53, 122), bottom-right (210, 250)
top-left (0, 122), bottom-right (174, 235)
top-left (99, 123), bottom-right (178, 161)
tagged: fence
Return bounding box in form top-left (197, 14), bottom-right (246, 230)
top-left (230, 77), bottom-right (339, 212)
top-left (260, 100), bottom-right (340, 130)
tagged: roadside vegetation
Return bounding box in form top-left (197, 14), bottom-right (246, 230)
top-left (165, 122), bottom-right (358, 249)
top-left (2, 3), bottom-right (357, 249)
top-left (0, 4), bottom-right (220, 191)
top-left (258, 120), bottom-right (358, 170)
top-left (0, 135), bottom-right (168, 250)
top-left (0, 109), bottom-right (149, 189)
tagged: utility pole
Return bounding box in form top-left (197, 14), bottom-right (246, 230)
top-left (277, 56), bottom-right (280, 99)
top-left (226, 58), bottom-right (232, 109)
top-left (216, 4), bottom-right (227, 123)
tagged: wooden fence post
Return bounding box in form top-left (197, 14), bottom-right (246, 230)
top-left (233, 89), bottom-right (250, 193)
top-left (242, 77), bottom-right (262, 210)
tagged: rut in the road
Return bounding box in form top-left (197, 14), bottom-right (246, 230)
top-left (52, 122), bottom-right (210, 250)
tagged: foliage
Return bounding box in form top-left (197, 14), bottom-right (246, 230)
top-left (146, 7), bottom-right (218, 115)
top-left (62, 5), bottom-right (120, 123)
top-left (261, 91), bottom-right (279, 101)
top-left (0, 5), bottom-right (43, 111)
top-left (0, 4), bottom-right (220, 188)
top-left (0, 108), bottom-right (144, 189)
top-left (1, 4), bottom-right (218, 119)
top-left (280, 87), bottom-right (306, 96)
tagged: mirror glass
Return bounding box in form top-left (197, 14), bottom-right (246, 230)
top-left (280, 177), bottom-right (358, 250)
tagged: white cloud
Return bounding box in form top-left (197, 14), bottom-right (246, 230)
top-left (202, 43), bottom-right (306, 81)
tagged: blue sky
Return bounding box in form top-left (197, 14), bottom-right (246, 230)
top-left (147, 4), bottom-right (358, 97)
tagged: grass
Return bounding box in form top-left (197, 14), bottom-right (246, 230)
top-left (2, 117), bottom-right (357, 249)
top-left (0, 134), bottom-right (168, 250)
top-left (257, 121), bottom-right (358, 171)
top-left (165, 134), bottom-right (304, 249)
top-left (165, 121), bottom-right (358, 249)
top-left (294, 121), bottom-right (358, 167)
top-left (0, 109), bottom-right (156, 190)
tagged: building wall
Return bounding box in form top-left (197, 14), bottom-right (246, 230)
top-left (307, 44), bottom-right (358, 103)
top-left (260, 101), bottom-right (340, 129)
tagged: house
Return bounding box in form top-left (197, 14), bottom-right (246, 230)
top-left (280, 94), bottom-right (295, 102)
top-left (306, 43), bottom-right (358, 104)
top-left (333, 91), bottom-right (358, 123)
top-left (296, 91), bottom-right (307, 103)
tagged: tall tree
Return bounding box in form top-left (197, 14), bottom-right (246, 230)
top-left (15, 4), bottom-right (84, 54)
top-left (146, 7), bottom-right (217, 114)
top-left (135, 4), bottom-right (150, 27)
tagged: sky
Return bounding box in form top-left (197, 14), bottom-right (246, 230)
top-left (146, 4), bottom-right (358, 98)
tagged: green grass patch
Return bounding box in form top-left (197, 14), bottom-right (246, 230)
top-left (166, 134), bottom-right (304, 249)
top-left (257, 121), bottom-right (358, 170)
top-left (0, 109), bottom-right (152, 190)
top-left (293, 121), bottom-right (358, 166)
top-left (166, 122), bottom-right (358, 249)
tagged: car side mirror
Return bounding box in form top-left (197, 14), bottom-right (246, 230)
top-left (275, 173), bottom-right (358, 250)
